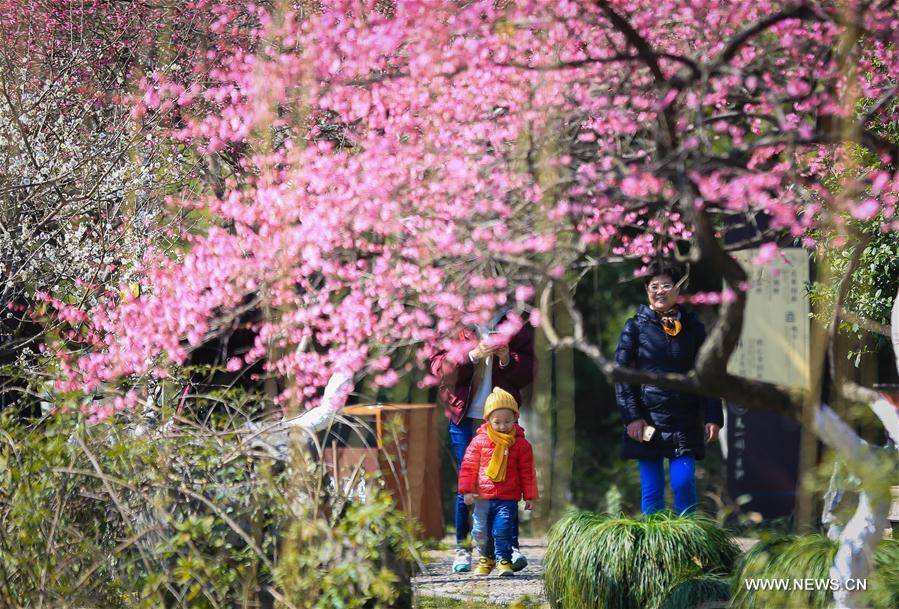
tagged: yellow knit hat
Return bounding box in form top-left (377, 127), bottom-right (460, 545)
top-left (483, 387), bottom-right (519, 420)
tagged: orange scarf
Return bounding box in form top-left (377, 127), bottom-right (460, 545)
top-left (658, 307), bottom-right (682, 336)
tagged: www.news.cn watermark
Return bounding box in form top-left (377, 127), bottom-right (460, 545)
top-left (744, 578), bottom-right (868, 592)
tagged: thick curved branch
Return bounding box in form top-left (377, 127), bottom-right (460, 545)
top-left (712, 5), bottom-right (818, 69)
top-left (498, 52), bottom-right (700, 79)
top-left (589, 339), bottom-right (802, 417)
top-left (839, 310), bottom-right (891, 338)
top-left (830, 233), bottom-right (870, 393)
top-left (594, 1), bottom-right (664, 82)
top-left (594, 0), bottom-right (677, 152)
top-left (538, 226), bottom-right (798, 417)
top-left (814, 405), bottom-right (878, 465)
top-left (540, 287), bottom-right (802, 419)
top-left (689, 207), bottom-right (748, 380)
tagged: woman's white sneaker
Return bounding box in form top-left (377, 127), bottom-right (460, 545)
top-left (452, 547), bottom-right (472, 573)
top-left (510, 547), bottom-right (528, 572)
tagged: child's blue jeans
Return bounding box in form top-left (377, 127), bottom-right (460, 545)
top-left (471, 499), bottom-right (518, 561)
top-left (638, 456), bottom-right (697, 515)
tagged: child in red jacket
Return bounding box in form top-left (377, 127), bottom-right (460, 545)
top-left (458, 387), bottom-right (538, 576)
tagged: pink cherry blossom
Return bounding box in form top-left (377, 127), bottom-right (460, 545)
top-left (11, 0), bottom-right (897, 418)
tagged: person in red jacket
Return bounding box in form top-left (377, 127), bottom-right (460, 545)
top-left (429, 310), bottom-right (534, 573)
top-left (458, 387), bottom-right (538, 577)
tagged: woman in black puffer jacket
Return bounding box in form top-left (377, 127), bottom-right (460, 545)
top-left (614, 262), bottom-right (724, 515)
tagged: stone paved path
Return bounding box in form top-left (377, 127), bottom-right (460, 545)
top-left (412, 536), bottom-right (758, 606)
top-left (413, 537), bottom-right (547, 606)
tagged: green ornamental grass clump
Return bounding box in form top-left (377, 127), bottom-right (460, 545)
top-left (657, 575), bottom-right (731, 609)
top-left (543, 511), bottom-right (739, 609)
top-left (731, 534), bottom-right (899, 609)
top-left (868, 539), bottom-right (899, 609)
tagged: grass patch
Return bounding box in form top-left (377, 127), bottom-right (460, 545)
top-left (544, 511), bottom-right (739, 609)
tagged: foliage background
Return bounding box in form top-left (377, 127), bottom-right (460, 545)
top-left (0, 395), bottom-right (419, 608)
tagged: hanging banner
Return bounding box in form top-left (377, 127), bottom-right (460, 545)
top-left (726, 248), bottom-right (810, 519)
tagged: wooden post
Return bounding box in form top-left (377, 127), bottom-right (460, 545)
top-left (528, 317), bottom-right (555, 531)
top-left (796, 315), bottom-right (827, 531)
top-left (550, 282), bottom-right (576, 519)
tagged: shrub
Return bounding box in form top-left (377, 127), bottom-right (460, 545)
top-left (0, 402), bottom-right (419, 608)
top-left (543, 511), bottom-right (739, 609)
top-left (868, 538), bottom-right (899, 609)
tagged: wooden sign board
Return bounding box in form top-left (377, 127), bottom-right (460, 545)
top-left (727, 248), bottom-right (811, 390)
top-left (726, 248), bottom-right (810, 518)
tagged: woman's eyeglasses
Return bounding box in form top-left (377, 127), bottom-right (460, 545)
top-left (647, 283), bottom-right (674, 293)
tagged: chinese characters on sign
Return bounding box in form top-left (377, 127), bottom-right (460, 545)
top-left (728, 249), bottom-right (811, 390)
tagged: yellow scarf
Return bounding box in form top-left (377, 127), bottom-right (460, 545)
top-left (485, 426), bottom-right (516, 482)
